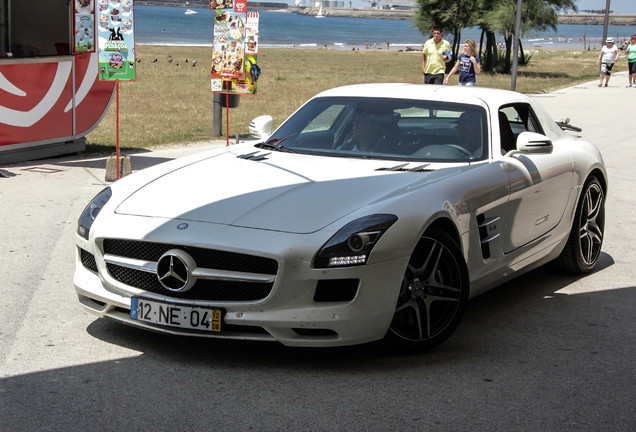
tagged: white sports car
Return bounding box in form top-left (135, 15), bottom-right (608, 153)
top-left (74, 84), bottom-right (607, 350)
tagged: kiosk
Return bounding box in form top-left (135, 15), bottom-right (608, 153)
top-left (0, 0), bottom-right (116, 164)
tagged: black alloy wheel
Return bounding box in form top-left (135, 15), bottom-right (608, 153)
top-left (386, 228), bottom-right (469, 351)
top-left (555, 176), bottom-right (605, 273)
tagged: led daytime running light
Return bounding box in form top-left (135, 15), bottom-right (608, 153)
top-left (329, 255), bottom-right (367, 267)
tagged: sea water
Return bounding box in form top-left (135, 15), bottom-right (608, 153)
top-left (134, 5), bottom-right (636, 50)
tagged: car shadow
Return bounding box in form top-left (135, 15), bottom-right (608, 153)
top-left (4, 255), bottom-right (634, 431)
top-left (80, 252), bottom-right (617, 368)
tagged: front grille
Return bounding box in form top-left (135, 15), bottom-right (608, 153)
top-left (80, 248), bottom-right (98, 273)
top-left (103, 239), bottom-right (278, 302)
top-left (106, 264), bottom-right (273, 301)
top-left (103, 239), bottom-right (278, 275)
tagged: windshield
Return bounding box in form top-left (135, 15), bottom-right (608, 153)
top-left (265, 97), bottom-right (488, 162)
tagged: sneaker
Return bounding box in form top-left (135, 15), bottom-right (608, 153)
top-left (627, 84), bottom-right (633, 87)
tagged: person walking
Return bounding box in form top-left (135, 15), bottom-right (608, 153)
top-left (421, 26), bottom-right (451, 85)
top-left (444, 40), bottom-right (481, 86)
top-left (626, 35), bottom-right (636, 87)
top-left (597, 37), bottom-right (619, 87)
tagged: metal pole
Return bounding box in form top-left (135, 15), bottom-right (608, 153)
top-left (212, 93), bottom-right (222, 137)
top-left (601, 0), bottom-right (611, 46)
top-left (116, 80), bottom-right (120, 180)
top-left (226, 94), bottom-right (230, 147)
top-left (511, 0), bottom-right (523, 91)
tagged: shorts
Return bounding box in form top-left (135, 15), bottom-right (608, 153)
top-left (601, 62), bottom-right (614, 75)
top-left (459, 81), bottom-right (476, 87)
top-left (424, 73), bottom-right (444, 85)
top-left (629, 61), bottom-right (636, 74)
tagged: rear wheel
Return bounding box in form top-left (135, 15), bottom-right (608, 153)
top-left (555, 176), bottom-right (605, 273)
top-left (386, 228), bottom-right (469, 351)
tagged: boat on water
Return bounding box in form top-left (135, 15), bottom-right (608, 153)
top-left (316, 4), bottom-right (326, 18)
top-left (185, 9), bottom-right (198, 15)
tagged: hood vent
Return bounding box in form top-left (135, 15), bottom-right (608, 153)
top-left (237, 151), bottom-right (271, 161)
top-left (376, 163), bottom-right (431, 172)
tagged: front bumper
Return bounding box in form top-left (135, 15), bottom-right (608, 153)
top-left (74, 216), bottom-right (410, 347)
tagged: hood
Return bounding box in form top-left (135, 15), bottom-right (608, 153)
top-left (115, 149), bottom-right (450, 233)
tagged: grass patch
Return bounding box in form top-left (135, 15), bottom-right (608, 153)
top-left (86, 46), bottom-right (621, 152)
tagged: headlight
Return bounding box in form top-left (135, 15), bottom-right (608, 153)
top-left (77, 187), bottom-right (112, 240)
top-left (314, 214), bottom-right (398, 268)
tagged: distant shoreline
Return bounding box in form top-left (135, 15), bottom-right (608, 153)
top-left (134, 3), bottom-right (636, 25)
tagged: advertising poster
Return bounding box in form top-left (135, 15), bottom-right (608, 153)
top-left (211, 9), bottom-right (247, 80)
top-left (97, 0), bottom-right (136, 81)
top-left (211, 9), bottom-right (259, 95)
top-left (74, 0), bottom-right (96, 53)
top-left (209, 0), bottom-right (234, 9)
top-left (211, 12), bottom-right (259, 95)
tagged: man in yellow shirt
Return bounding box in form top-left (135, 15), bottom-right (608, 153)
top-left (421, 26), bottom-right (451, 84)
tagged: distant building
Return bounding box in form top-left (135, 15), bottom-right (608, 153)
top-left (362, 0), bottom-right (417, 8)
top-left (314, 1), bottom-right (345, 7)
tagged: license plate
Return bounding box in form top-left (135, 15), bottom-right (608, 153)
top-left (131, 297), bottom-right (223, 332)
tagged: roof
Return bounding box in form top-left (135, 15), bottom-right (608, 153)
top-left (313, 83), bottom-right (531, 108)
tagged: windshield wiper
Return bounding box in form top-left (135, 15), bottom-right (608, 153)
top-left (256, 135), bottom-right (296, 153)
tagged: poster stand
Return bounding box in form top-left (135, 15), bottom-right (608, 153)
top-left (116, 81), bottom-right (120, 179)
top-left (210, 5), bottom-right (259, 144)
top-left (97, 0), bottom-right (136, 182)
top-left (225, 93), bottom-right (230, 147)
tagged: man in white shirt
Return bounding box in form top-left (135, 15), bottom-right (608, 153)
top-left (597, 37), bottom-right (620, 87)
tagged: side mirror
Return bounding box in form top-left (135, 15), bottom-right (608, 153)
top-left (516, 131), bottom-right (553, 154)
top-left (249, 115), bottom-right (273, 140)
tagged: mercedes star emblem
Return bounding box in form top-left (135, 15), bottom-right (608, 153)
top-left (156, 250), bottom-right (196, 292)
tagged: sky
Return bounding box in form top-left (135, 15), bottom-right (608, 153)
top-left (571, 0), bottom-right (630, 14)
top-left (294, 0), bottom-right (632, 15)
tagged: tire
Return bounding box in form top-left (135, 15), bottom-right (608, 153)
top-left (555, 176), bottom-right (605, 274)
top-left (385, 228), bottom-right (469, 351)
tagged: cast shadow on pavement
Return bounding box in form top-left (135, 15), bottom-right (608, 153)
top-left (3, 253), bottom-right (634, 431)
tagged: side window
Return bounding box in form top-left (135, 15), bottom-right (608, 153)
top-left (498, 104), bottom-right (544, 153)
top-left (500, 104), bottom-right (544, 135)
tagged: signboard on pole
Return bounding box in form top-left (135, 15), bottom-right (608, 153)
top-left (211, 7), bottom-right (259, 95)
top-left (74, 0), bottom-right (96, 53)
top-left (211, 9), bottom-right (247, 80)
top-left (97, 0), bottom-right (136, 81)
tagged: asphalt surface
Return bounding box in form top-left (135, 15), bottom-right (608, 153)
top-left (1, 75), bottom-right (635, 431)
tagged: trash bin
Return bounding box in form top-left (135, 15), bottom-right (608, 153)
top-left (219, 93), bottom-right (240, 108)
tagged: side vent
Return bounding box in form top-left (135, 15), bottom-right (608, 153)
top-left (476, 214), bottom-right (501, 259)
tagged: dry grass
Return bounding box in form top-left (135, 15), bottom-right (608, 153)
top-left (86, 45), bottom-right (622, 151)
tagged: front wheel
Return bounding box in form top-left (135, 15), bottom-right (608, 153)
top-left (385, 228), bottom-right (469, 351)
top-left (554, 176), bottom-right (605, 273)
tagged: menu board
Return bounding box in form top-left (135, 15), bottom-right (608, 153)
top-left (97, 0), bottom-right (136, 81)
top-left (211, 10), bottom-right (246, 80)
top-left (209, 0), bottom-right (234, 9)
top-left (211, 8), bottom-right (259, 95)
top-left (74, 0), bottom-right (96, 53)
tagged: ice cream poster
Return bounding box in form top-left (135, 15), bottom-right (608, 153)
top-left (211, 9), bottom-right (246, 80)
top-left (74, 0), bottom-right (95, 53)
top-left (97, 0), bottom-right (136, 81)
top-left (211, 12), bottom-right (259, 95)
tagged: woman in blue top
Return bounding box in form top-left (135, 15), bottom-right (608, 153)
top-left (444, 39), bottom-right (481, 86)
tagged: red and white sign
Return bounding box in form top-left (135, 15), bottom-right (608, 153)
top-left (0, 53), bottom-right (115, 147)
top-left (234, 0), bottom-right (247, 12)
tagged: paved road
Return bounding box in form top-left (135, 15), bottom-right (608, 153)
top-left (1, 76), bottom-right (635, 431)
